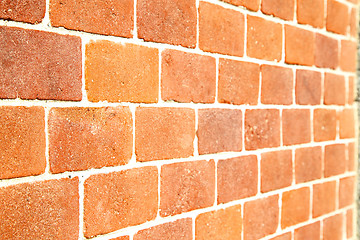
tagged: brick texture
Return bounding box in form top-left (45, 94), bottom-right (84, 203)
top-left (221, 0), bottom-right (260, 11)
top-left (315, 34), bottom-right (339, 69)
top-left (313, 109), bottom-right (337, 142)
top-left (285, 25), bottom-right (314, 66)
top-left (347, 209), bottom-right (354, 238)
top-left (261, 0), bottom-right (295, 20)
top-left (326, 0), bottom-right (349, 35)
top-left (324, 144), bottom-right (346, 177)
top-left (340, 40), bottom-right (357, 72)
top-left (270, 233), bottom-right (292, 240)
top-left (339, 108), bottom-right (355, 139)
top-left (295, 147), bottom-right (322, 183)
top-left (297, 0), bottom-right (325, 28)
top-left (294, 222), bottom-right (320, 240)
top-left (295, 70), bottom-right (322, 105)
top-left (281, 187), bottom-right (310, 228)
top-left (323, 214), bottom-right (343, 240)
top-left (339, 176), bottom-right (355, 208)
top-left (313, 181), bottom-right (337, 217)
top-left (282, 109), bottom-right (311, 145)
top-left (324, 73), bottom-right (346, 105)
top-left (0, 0), bottom-right (46, 23)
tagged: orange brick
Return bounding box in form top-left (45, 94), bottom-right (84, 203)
top-left (297, 0), bottom-right (325, 28)
top-left (326, 0), bottom-right (349, 35)
top-left (282, 109), bottom-right (311, 145)
top-left (247, 16), bottom-right (283, 61)
top-left (84, 167), bottom-right (158, 238)
top-left (244, 195), bottom-right (279, 240)
top-left (348, 142), bottom-right (356, 171)
top-left (313, 109), bottom-right (337, 142)
top-left (261, 65), bottom-right (293, 105)
top-left (111, 237), bottom-right (129, 240)
top-left (324, 73), bottom-right (346, 105)
top-left (196, 205), bottom-right (242, 240)
top-left (0, 107), bottom-right (45, 179)
top-left (346, 209), bottom-right (354, 238)
top-left (323, 214), bottom-right (343, 240)
top-left (294, 222), bottom-right (320, 240)
top-left (348, 76), bottom-right (355, 104)
top-left (160, 160), bottom-right (215, 217)
top-left (295, 70), bottom-right (322, 105)
top-left (135, 107), bottom-right (195, 161)
top-left (262, 0), bottom-right (294, 20)
top-left (221, 0), bottom-right (260, 11)
top-left (340, 40), bottom-right (357, 72)
top-left (218, 59), bottom-right (260, 105)
top-left (339, 176), bottom-right (355, 208)
top-left (134, 219), bottom-right (192, 240)
top-left (0, 0), bottom-right (46, 23)
top-left (217, 156), bottom-right (258, 203)
top-left (161, 49), bottom-right (216, 103)
top-left (270, 233), bottom-right (292, 240)
top-left (324, 144), bottom-right (346, 177)
top-left (199, 2), bottom-right (244, 56)
top-left (85, 41), bottom-right (158, 103)
top-left (197, 109), bottom-right (242, 155)
top-left (137, 0), bottom-right (196, 48)
top-left (295, 147), bottom-right (322, 183)
top-left (281, 187), bottom-right (310, 228)
top-left (350, 8), bottom-right (358, 37)
top-left (313, 181), bottom-right (336, 217)
top-left (245, 109), bottom-right (281, 150)
top-left (315, 34), bottom-right (339, 69)
top-left (0, 178), bottom-right (79, 239)
top-left (339, 108), bottom-right (355, 139)
top-left (261, 150), bottom-right (293, 192)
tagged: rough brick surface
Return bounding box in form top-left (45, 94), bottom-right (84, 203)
top-left (339, 108), bottom-right (355, 139)
top-left (136, 107), bottom-right (195, 161)
top-left (339, 176), bottom-right (355, 208)
top-left (315, 34), bottom-right (339, 69)
top-left (270, 233), bottom-right (292, 240)
top-left (350, 7), bottom-right (358, 37)
top-left (294, 222), bottom-right (320, 240)
top-left (348, 76), bottom-right (355, 104)
top-left (0, 26), bottom-right (82, 101)
top-left (261, 0), bottom-right (294, 20)
top-left (49, 107), bottom-right (133, 173)
top-left (285, 25), bottom-right (314, 66)
top-left (324, 73), bottom-right (346, 105)
top-left (323, 214), bottom-right (343, 240)
top-left (313, 109), bottom-right (337, 142)
top-left (295, 70), bottom-right (322, 105)
top-left (295, 147), bottom-right (322, 183)
top-left (0, 0), bottom-right (46, 23)
top-left (160, 160), bottom-right (215, 217)
top-left (221, 0), bottom-right (260, 11)
top-left (324, 144), bottom-right (346, 177)
top-left (282, 109), bottom-right (311, 145)
top-left (347, 209), bottom-right (354, 238)
top-left (313, 181), bottom-right (336, 217)
top-left (84, 167), bottom-right (158, 238)
top-left (0, 178), bottom-right (79, 239)
top-left (340, 40), bottom-right (357, 72)
top-left (326, 0), bottom-right (349, 35)
top-left (85, 41), bottom-right (159, 103)
top-left (281, 187), bottom-right (310, 228)
top-left (297, 0), bottom-right (325, 28)
top-left (348, 142), bottom-right (356, 171)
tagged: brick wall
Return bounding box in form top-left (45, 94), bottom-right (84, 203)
top-left (0, 0), bottom-right (357, 239)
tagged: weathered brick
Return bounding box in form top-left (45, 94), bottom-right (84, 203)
top-left (261, 0), bottom-right (294, 20)
top-left (339, 108), bottom-right (355, 139)
top-left (199, 2), bottom-right (244, 56)
top-left (244, 195), bottom-right (279, 240)
top-left (315, 34), bottom-right (339, 69)
top-left (339, 176), bottom-right (355, 208)
top-left (295, 147), bottom-right (322, 183)
top-left (313, 109), bottom-right (337, 142)
top-left (49, 107), bottom-right (133, 173)
top-left (281, 187), bottom-right (310, 228)
top-left (261, 150), bottom-right (292, 192)
top-left (245, 109), bottom-right (281, 150)
top-left (324, 73), bottom-right (346, 105)
top-left (85, 41), bottom-right (158, 103)
top-left (297, 0), bottom-right (325, 28)
top-left (137, 0), bottom-right (196, 47)
top-left (84, 167), bottom-right (158, 238)
top-left (0, 26), bottom-right (82, 101)
top-left (0, 0), bottom-right (45, 23)
top-left (0, 107), bottom-right (45, 179)
top-left (326, 0), bottom-right (349, 35)
top-left (282, 109), bottom-right (311, 145)
top-left (196, 205), bottom-right (242, 240)
top-left (294, 222), bottom-right (320, 240)
top-left (0, 178), bottom-right (79, 239)
top-left (324, 144), bottom-right (346, 177)
top-left (134, 219), bottom-right (192, 240)
top-left (285, 25), bottom-right (314, 66)
top-left (197, 109), bottom-right (242, 155)
top-left (350, 7), bottom-right (357, 37)
top-left (323, 214), bottom-right (343, 240)
top-left (160, 160), bottom-right (215, 217)
top-left (135, 107), bottom-right (195, 161)
top-left (295, 70), bottom-right (322, 105)
top-left (348, 142), bottom-right (356, 171)
top-left (270, 233), bottom-right (292, 240)
top-left (218, 59), bottom-right (260, 105)
top-left (217, 156), bottom-right (258, 203)
top-left (348, 76), bottom-right (355, 105)
top-left (261, 65), bottom-right (293, 105)
top-left (221, 0), bottom-right (260, 11)
top-left (50, 0), bottom-right (133, 37)
top-left (346, 209), bottom-right (354, 238)
top-left (313, 181), bottom-right (336, 217)
top-left (247, 16), bottom-right (283, 61)
top-left (161, 49), bottom-right (216, 103)
top-left (340, 40), bottom-right (357, 72)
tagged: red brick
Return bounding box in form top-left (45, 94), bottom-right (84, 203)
top-left (340, 40), bottom-right (357, 72)
top-left (84, 167), bottom-right (158, 238)
top-left (324, 73), bottom-right (346, 105)
top-left (161, 49), bottom-right (216, 103)
top-left (282, 109), bottom-right (311, 145)
top-left (0, 0), bottom-right (45, 23)
top-left (313, 181), bottom-right (336, 217)
top-left (196, 205), bottom-right (242, 240)
top-left (244, 195), bottom-right (279, 240)
top-left (137, 0), bottom-right (196, 48)
top-left (313, 109), bottom-right (337, 142)
top-left (295, 70), bottom-right (322, 105)
top-left (339, 176), bottom-right (355, 208)
top-left (348, 142), bottom-right (356, 171)
top-left (0, 178), bottom-right (79, 239)
top-left (350, 8), bottom-right (357, 37)
top-left (326, 0), bottom-right (349, 35)
top-left (0, 26), bottom-right (82, 101)
top-left (261, 65), bottom-right (293, 105)
top-left (324, 144), bottom-right (346, 177)
top-left (221, 0), bottom-right (260, 11)
top-left (160, 160), bottom-right (215, 217)
top-left (294, 222), bottom-right (320, 240)
top-left (281, 187), bottom-right (310, 228)
top-left (217, 156), bottom-right (258, 203)
top-left (245, 109), bottom-right (281, 150)
top-left (295, 147), bottom-right (322, 183)
top-left (270, 233), bottom-right (292, 240)
top-left (261, 150), bottom-right (293, 192)
top-left (247, 16), bottom-right (283, 61)
top-left (218, 59), bottom-right (260, 105)
top-left (199, 2), bottom-right (244, 56)
top-left (50, 0), bottom-right (133, 37)
top-left (0, 107), bottom-right (45, 179)
top-left (85, 41), bottom-right (158, 103)
top-left (49, 107), bottom-right (133, 173)
top-left (261, 0), bottom-right (294, 20)
top-left (111, 237), bottom-right (129, 240)
top-left (346, 209), bottom-right (354, 238)
top-left (348, 76), bottom-right (355, 105)
top-left (315, 34), bottom-right (339, 69)
top-left (197, 109), bottom-right (242, 155)
top-left (297, 0), bottom-right (325, 28)
top-left (135, 107), bottom-right (195, 161)
top-left (339, 108), bottom-right (355, 139)
top-left (323, 214), bottom-right (343, 240)
top-left (134, 219), bottom-right (192, 240)
top-left (285, 25), bottom-right (314, 66)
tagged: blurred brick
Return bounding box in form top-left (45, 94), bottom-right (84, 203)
top-left (262, 0), bottom-right (294, 20)
top-left (324, 73), bottom-right (346, 105)
top-left (313, 181), bottom-right (336, 217)
top-left (282, 109), bottom-right (311, 145)
top-left (347, 209), bottom-right (354, 238)
top-left (340, 40), bottom-right (357, 72)
top-left (0, 0), bottom-right (45, 24)
top-left (281, 187), bottom-right (310, 228)
top-left (324, 144), bottom-right (346, 177)
top-left (295, 70), bottom-right (322, 105)
top-left (285, 25), bottom-right (314, 66)
top-left (295, 147), bottom-right (322, 183)
top-left (221, 0), bottom-right (260, 11)
top-left (326, 0), bottom-right (349, 35)
top-left (313, 109), bottom-right (337, 142)
top-left (323, 214), bottom-right (343, 240)
top-left (294, 222), bottom-right (320, 240)
top-left (350, 7), bottom-right (357, 37)
top-left (348, 76), bottom-right (355, 104)
top-left (315, 34), bottom-right (338, 69)
top-left (339, 176), bottom-right (355, 208)
top-left (297, 0), bottom-right (324, 28)
top-left (348, 142), bottom-right (356, 171)
top-left (339, 108), bottom-right (355, 139)
top-left (270, 233), bottom-right (292, 240)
